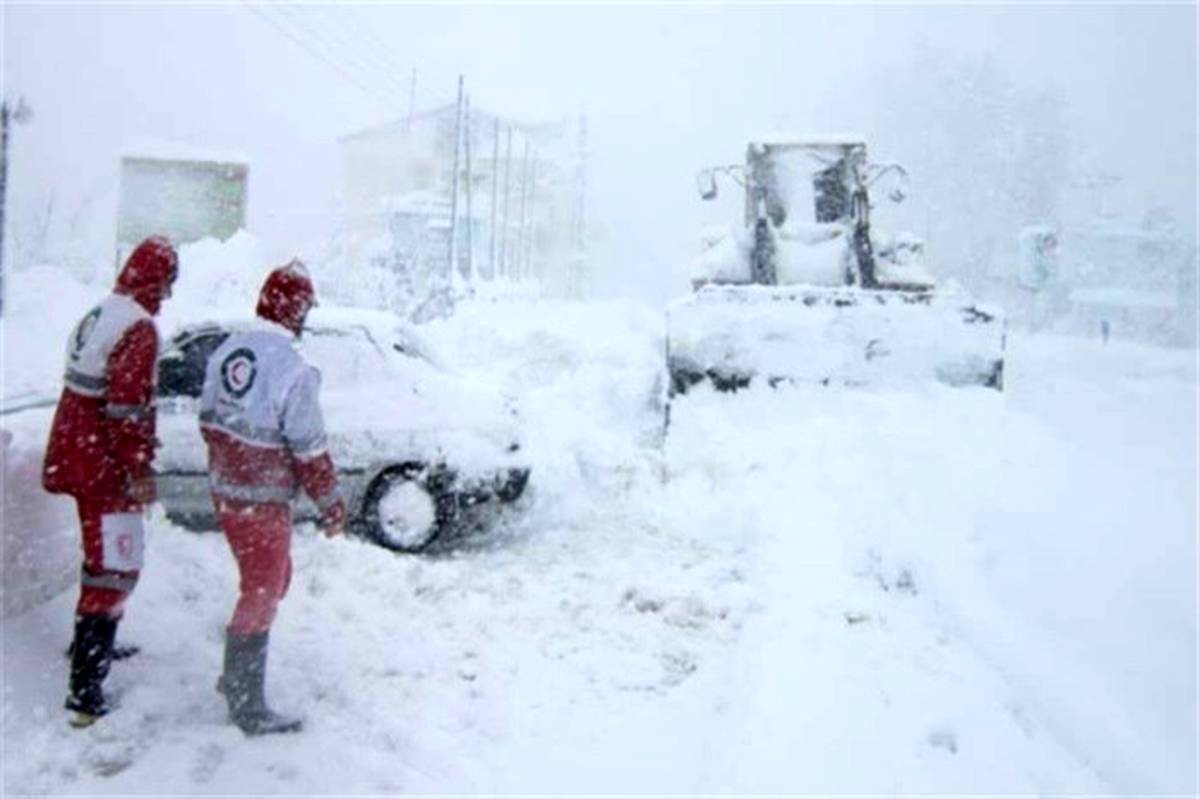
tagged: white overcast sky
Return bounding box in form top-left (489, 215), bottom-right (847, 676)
top-left (3, 2), bottom-right (1196, 298)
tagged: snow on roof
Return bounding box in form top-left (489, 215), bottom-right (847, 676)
top-left (338, 103), bottom-right (575, 146)
top-left (339, 103), bottom-right (455, 143)
top-left (121, 140), bottom-right (250, 166)
top-left (340, 102), bottom-right (517, 143)
top-left (751, 134), bottom-right (867, 149)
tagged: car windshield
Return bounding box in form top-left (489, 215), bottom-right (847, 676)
top-left (300, 325), bottom-right (388, 385)
top-left (157, 317), bottom-right (446, 399)
top-left (158, 326), bottom-right (228, 398)
top-left (308, 320), bottom-right (452, 381)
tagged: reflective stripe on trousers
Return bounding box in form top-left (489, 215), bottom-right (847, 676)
top-left (80, 566), bottom-right (139, 593)
top-left (75, 497), bottom-right (142, 619)
top-left (104, 403), bottom-right (153, 421)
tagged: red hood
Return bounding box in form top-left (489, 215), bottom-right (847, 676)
top-left (256, 259), bottom-right (316, 335)
top-left (115, 236), bottom-right (178, 315)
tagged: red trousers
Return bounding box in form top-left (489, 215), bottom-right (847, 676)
top-left (75, 496), bottom-right (143, 619)
top-left (215, 498), bottom-right (293, 635)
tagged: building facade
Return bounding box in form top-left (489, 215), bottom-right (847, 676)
top-left (340, 103), bottom-right (589, 313)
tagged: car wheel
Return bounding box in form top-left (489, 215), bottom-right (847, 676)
top-left (359, 463), bottom-right (455, 553)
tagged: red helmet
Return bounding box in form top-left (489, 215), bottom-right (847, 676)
top-left (115, 236), bottom-right (178, 315)
top-left (257, 259), bottom-right (317, 335)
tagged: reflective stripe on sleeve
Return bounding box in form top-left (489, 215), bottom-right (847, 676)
top-left (64, 369), bottom-right (106, 396)
top-left (291, 438), bottom-right (329, 461)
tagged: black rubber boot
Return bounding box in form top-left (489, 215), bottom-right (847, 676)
top-left (66, 641), bottom-right (139, 661)
top-left (65, 614), bottom-right (117, 727)
top-left (218, 630), bottom-right (303, 736)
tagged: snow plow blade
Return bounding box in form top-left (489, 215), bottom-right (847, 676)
top-left (666, 284), bottom-right (1005, 395)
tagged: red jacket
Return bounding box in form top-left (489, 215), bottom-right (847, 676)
top-left (42, 237), bottom-right (176, 501)
top-left (42, 296), bottom-right (159, 500)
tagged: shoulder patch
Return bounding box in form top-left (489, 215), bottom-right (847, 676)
top-left (220, 347), bottom-right (258, 398)
top-left (69, 307), bottom-right (102, 362)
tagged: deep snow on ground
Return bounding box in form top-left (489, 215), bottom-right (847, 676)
top-left (2, 265), bottom-right (1197, 794)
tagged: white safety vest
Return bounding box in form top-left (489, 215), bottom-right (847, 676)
top-left (199, 320), bottom-right (330, 459)
top-left (63, 293), bottom-right (153, 399)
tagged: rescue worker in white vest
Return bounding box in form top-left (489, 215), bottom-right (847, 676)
top-left (42, 236), bottom-right (178, 727)
top-left (199, 260), bottom-right (345, 735)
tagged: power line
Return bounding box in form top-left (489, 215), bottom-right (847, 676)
top-left (273, 5), bottom-right (409, 105)
top-left (243, 3), bottom-right (407, 110)
top-left (314, 7), bottom-right (414, 95)
top-left (270, 4), bottom-right (409, 108)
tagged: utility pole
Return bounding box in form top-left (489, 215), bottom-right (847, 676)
top-left (407, 67), bottom-right (417, 131)
top-left (463, 95), bottom-right (474, 283)
top-left (489, 117), bottom-right (500, 280)
top-left (447, 75), bottom-right (464, 280)
top-left (0, 97), bottom-right (32, 319)
top-left (575, 115), bottom-right (588, 252)
top-left (572, 115), bottom-right (589, 298)
top-left (499, 125), bottom-right (513, 279)
top-left (516, 139), bottom-right (530, 282)
top-left (525, 152), bottom-right (538, 280)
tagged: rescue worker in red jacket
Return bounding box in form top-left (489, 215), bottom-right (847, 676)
top-left (41, 236), bottom-right (178, 726)
top-left (199, 260), bottom-right (345, 735)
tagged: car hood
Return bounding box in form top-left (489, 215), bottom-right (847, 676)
top-left (322, 367), bottom-right (522, 474)
top-left (156, 361), bottom-right (523, 479)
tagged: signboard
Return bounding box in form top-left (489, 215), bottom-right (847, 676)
top-left (116, 156), bottom-right (248, 263)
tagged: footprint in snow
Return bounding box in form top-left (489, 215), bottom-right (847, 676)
top-left (189, 742), bottom-right (225, 783)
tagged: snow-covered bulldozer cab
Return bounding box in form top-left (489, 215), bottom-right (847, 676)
top-left (668, 138), bottom-right (1005, 395)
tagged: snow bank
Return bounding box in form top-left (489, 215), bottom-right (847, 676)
top-left (422, 296), bottom-right (668, 503)
top-left (161, 231), bottom-right (272, 330)
top-left (665, 333), bottom-right (1196, 793)
top-left (0, 264), bottom-right (98, 401)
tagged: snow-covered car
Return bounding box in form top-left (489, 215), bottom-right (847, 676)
top-left (154, 306), bottom-right (529, 553)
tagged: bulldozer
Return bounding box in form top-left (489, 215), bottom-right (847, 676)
top-left (667, 137), bottom-right (1005, 397)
